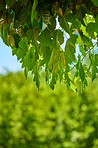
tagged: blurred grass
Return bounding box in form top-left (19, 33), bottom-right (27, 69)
top-left (0, 71), bottom-right (98, 148)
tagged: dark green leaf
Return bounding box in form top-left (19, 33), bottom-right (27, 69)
top-left (91, 0), bottom-right (98, 6)
top-left (38, 28), bottom-right (51, 46)
top-left (82, 35), bottom-right (93, 47)
top-left (57, 29), bottom-right (64, 45)
top-left (58, 16), bottom-right (72, 35)
top-left (33, 69), bottom-right (40, 89)
top-left (18, 39), bottom-right (28, 51)
top-left (94, 14), bottom-right (98, 34)
top-left (79, 63), bottom-right (85, 82)
top-left (86, 23), bottom-right (95, 38)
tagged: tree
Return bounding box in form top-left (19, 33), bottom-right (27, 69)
top-left (0, 71), bottom-right (98, 148)
top-left (0, 0), bottom-right (98, 90)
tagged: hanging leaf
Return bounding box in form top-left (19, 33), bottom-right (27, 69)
top-left (33, 69), bottom-right (40, 89)
top-left (58, 16), bottom-right (72, 35)
top-left (79, 63), bottom-right (85, 82)
top-left (24, 67), bottom-right (28, 78)
top-left (86, 23), bottom-right (95, 38)
top-left (82, 35), bottom-right (93, 48)
top-left (65, 36), bottom-right (77, 63)
top-left (18, 39), bottom-right (28, 51)
top-left (31, 0), bottom-right (38, 24)
top-left (38, 28), bottom-right (51, 46)
top-left (24, 47), bottom-right (35, 70)
top-left (57, 29), bottom-right (64, 45)
top-left (43, 47), bottom-right (52, 64)
top-left (49, 73), bottom-right (57, 90)
top-left (77, 35), bottom-right (85, 56)
top-left (16, 48), bottom-right (27, 60)
top-left (94, 14), bottom-right (98, 34)
top-left (66, 13), bottom-right (81, 29)
top-left (26, 29), bottom-right (34, 41)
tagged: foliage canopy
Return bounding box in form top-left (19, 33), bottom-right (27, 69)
top-left (0, 0), bottom-right (98, 90)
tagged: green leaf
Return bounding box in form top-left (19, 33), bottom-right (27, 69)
top-left (58, 16), bottom-right (72, 35)
top-left (86, 23), bottom-right (95, 38)
top-left (82, 35), bottom-right (93, 48)
top-left (79, 63), bottom-right (85, 82)
top-left (18, 39), bottom-right (28, 51)
top-left (45, 67), bottom-right (50, 83)
top-left (76, 5), bottom-right (87, 24)
top-left (16, 48), bottom-right (26, 60)
top-left (65, 36), bottom-right (77, 62)
top-left (24, 67), bottom-right (28, 78)
top-left (57, 29), bottom-right (64, 45)
top-left (49, 73), bottom-right (57, 90)
top-left (33, 69), bottom-right (40, 89)
top-left (43, 47), bottom-right (52, 64)
top-left (91, 0), bottom-right (98, 6)
top-left (0, 26), bottom-right (9, 46)
top-left (47, 17), bottom-right (56, 31)
top-left (66, 13), bottom-right (81, 29)
top-left (24, 47), bottom-right (35, 70)
top-left (13, 33), bottom-right (21, 48)
top-left (26, 29), bottom-right (34, 41)
top-left (31, 0), bottom-right (38, 24)
top-left (94, 14), bottom-right (98, 34)
top-left (77, 36), bottom-right (85, 56)
top-left (38, 28), bottom-right (51, 46)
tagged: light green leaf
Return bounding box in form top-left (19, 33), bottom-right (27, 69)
top-left (77, 36), bottom-right (85, 56)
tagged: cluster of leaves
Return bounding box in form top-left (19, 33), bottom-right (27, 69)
top-left (0, 71), bottom-right (98, 148)
top-left (0, 0), bottom-right (98, 90)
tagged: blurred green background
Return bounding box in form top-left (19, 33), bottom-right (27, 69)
top-left (0, 71), bottom-right (98, 148)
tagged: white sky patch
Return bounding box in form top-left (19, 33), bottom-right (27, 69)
top-left (56, 20), bottom-right (60, 29)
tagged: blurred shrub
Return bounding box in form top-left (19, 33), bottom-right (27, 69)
top-left (0, 71), bottom-right (98, 148)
